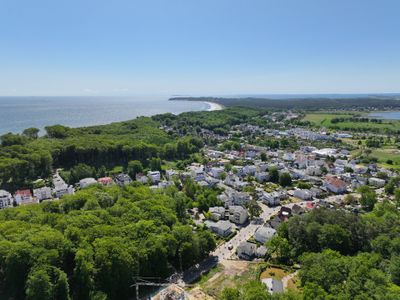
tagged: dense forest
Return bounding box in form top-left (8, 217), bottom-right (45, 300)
top-left (170, 96), bottom-right (400, 111)
top-left (265, 203), bottom-right (400, 299)
top-left (0, 117), bottom-right (204, 191)
top-left (0, 184), bottom-right (215, 300)
top-left (219, 203), bottom-right (400, 300)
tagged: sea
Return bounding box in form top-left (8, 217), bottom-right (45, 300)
top-left (368, 111), bottom-right (400, 120)
top-left (0, 96), bottom-right (210, 135)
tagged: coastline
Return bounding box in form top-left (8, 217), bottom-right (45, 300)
top-left (204, 101), bottom-right (224, 111)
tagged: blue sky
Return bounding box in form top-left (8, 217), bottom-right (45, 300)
top-left (0, 0), bottom-right (399, 96)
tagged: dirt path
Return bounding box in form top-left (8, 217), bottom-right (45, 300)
top-left (282, 271), bottom-right (298, 290)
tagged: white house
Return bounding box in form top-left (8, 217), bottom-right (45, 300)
top-left (260, 192), bottom-right (282, 206)
top-left (191, 168), bottom-right (205, 182)
top-left (209, 206), bottom-right (226, 221)
top-left (210, 167), bottom-right (224, 179)
top-left (245, 150), bottom-right (257, 159)
top-left (237, 242), bottom-right (256, 260)
top-left (79, 178), bottom-right (97, 189)
top-left (33, 187), bottom-right (52, 201)
top-left (53, 174), bottom-right (75, 198)
top-left (255, 172), bottom-right (269, 183)
top-left (369, 177), bottom-right (386, 188)
top-left (148, 171), bottom-right (161, 183)
top-left (242, 165), bottom-right (257, 176)
top-left (205, 220), bottom-right (233, 237)
top-left (306, 166), bottom-right (322, 176)
top-left (254, 226), bottom-right (276, 244)
top-left (229, 206), bottom-right (248, 224)
top-left (262, 278), bottom-right (283, 294)
top-left (230, 191), bottom-right (251, 206)
top-left (0, 190), bottom-right (13, 209)
top-left (293, 189), bottom-right (313, 200)
top-left (283, 153), bottom-right (295, 162)
top-left (165, 169), bottom-right (177, 180)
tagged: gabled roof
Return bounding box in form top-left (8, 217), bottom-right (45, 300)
top-left (325, 176), bottom-right (346, 188)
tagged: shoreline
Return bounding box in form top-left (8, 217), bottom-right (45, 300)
top-left (204, 101), bottom-right (224, 111)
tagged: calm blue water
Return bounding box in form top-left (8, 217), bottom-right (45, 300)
top-left (0, 96), bottom-right (209, 135)
top-left (368, 111), bottom-right (400, 120)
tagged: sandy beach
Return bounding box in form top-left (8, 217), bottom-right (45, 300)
top-left (204, 101), bottom-right (224, 111)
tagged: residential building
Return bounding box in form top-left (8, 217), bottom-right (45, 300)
top-left (237, 242), bottom-right (256, 260)
top-left (209, 206), bottom-right (226, 221)
top-left (33, 187), bottom-right (52, 201)
top-left (135, 173), bottom-right (148, 184)
top-left (228, 206), bottom-right (248, 224)
top-left (262, 278), bottom-right (283, 294)
top-left (97, 177), bottom-right (113, 186)
top-left (165, 169), bottom-right (177, 180)
top-left (148, 171), bottom-right (161, 183)
top-left (210, 167), bottom-right (224, 178)
top-left (369, 177), bottom-right (386, 188)
top-left (292, 204), bottom-right (305, 215)
top-left (242, 165), bottom-right (256, 176)
top-left (293, 189), bottom-right (312, 200)
top-left (115, 173), bottom-right (133, 186)
top-left (205, 220), bottom-right (233, 237)
top-left (15, 189), bottom-right (34, 205)
top-left (191, 167), bottom-right (205, 182)
top-left (229, 191), bottom-right (251, 206)
top-left (254, 226), bottom-right (276, 244)
top-left (255, 172), bottom-right (269, 183)
top-left (278, 207), bottom-right (292, 221)
top-left (324, 176), bottom-right (347, 194)
top-left (0, 190), bottom-right (13, 209)
top-left (53, 173), bottom-right (75, 198)
top-left (79, 178), bottom-right (97, 188)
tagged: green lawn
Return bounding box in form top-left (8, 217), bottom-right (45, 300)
top-left (371, 148), bottom-right (400, 167)
top-left (303, 113), bottom-right (400, 133)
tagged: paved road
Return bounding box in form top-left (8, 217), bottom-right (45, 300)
top-left (212, 202), bottom-right (280, 260)
top-left (212, 201), bottom-right (309, 260)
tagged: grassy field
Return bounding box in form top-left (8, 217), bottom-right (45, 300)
top-left (303, 113), bottom-right (400, 132)
top-left (371, 148), bottom-right (400, 168)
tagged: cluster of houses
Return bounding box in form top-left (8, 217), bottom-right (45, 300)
top-left (192, 141), bottom-right (395, 259)
top-left (0, 170), bottom-right (169, 208)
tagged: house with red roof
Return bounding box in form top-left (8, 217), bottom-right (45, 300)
top-left (97, 177), bottom-right (114, 186)
top-left (15, 189), bottom-right (34, 205)
top-left (323, 176), bottom-right (347, 194)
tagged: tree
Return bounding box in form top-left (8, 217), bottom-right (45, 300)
top-left (149, 157), bottom-right (162, 171)
top-left (394, 188), bottom-right (400, 206)
top-left (246, 199), bottom-right (262, 220)
top-left (267, 236), bottom-right (293, 264)
top-left (25, 266), bottom-right (70, 300)
top-left (22, 127), bottom-right (40, 139)
top-left (302, 282), bottom-right (328, 300)
top-left (358, 186), bottom-right (377, 211)
top-left (0, 133), bottom-right (27, 146)
top-left (317, 224), bottom-right (350, 254)
top-left (25, 267), bottom-right (52, 300)
top-left (260, 152), bottom-right (267, 162)
top-left (242, 281), bottom-right (270, 300)
top-left (69, 163), bottom-right (96, 184)
top-left (279, 172), bottom-right (292, 187)
top-left (269, 166), bottom-right (279, 183)
top-left (220, 287), bottom-right (239, 300)
top-left (390, 256), bottom-right (400, 285)
top-left (127, 160), bottom-right (143, 178)
top-left (45, 125), bottom-right (70, 139)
